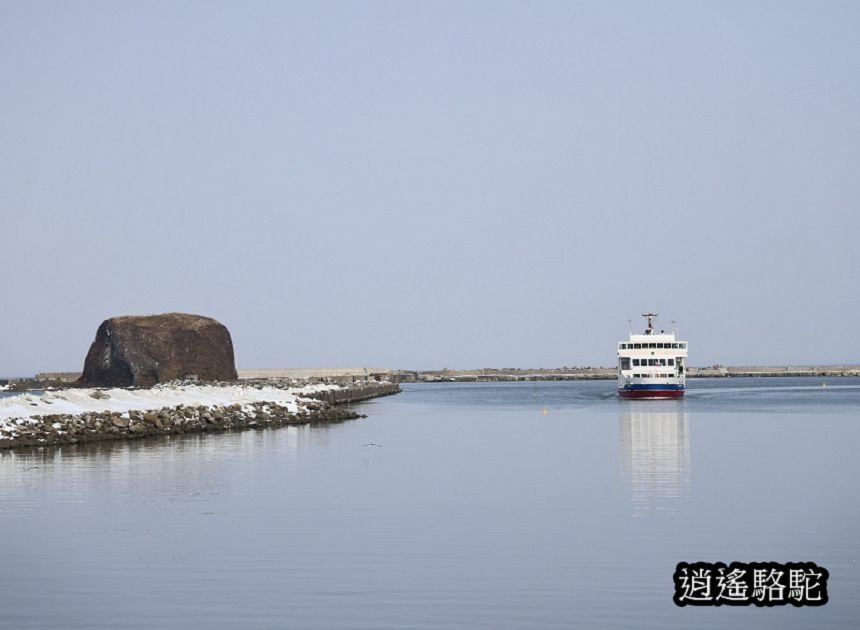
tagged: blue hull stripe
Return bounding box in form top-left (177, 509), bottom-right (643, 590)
top-left (621, 384), bottom-right (684, 391)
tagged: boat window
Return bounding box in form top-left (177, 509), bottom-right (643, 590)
top-left (680, 343), bottom-right (686, 349)
top-left (672, 343), bottom-right (678, 348)
top-left (657, 343), bottom-right (663, 348)
top-left (668, 358), bottom-right (675, 366)
top-left (620, 357), bottom-right (631, 370)
top-left (634, 343), bottom-right (641, 349)
top-left (648, 343), bottom-right (656, 349)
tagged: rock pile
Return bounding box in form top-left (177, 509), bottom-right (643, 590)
top-left (0, 381), bottom-right (401, 450)
top-left (0, 399), bottom-right (353, 449)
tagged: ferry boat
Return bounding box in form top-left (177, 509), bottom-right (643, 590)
top-left (617, 313), bottom-right (687, 399)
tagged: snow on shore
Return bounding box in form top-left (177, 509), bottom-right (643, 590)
top-left (0, 382), bottom-right (339, 425)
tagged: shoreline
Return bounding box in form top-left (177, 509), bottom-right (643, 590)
top-left (0, 381), bottom-right (400, 451)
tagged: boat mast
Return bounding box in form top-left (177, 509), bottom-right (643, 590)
top-left (642, 312), bottom-right (657, 335)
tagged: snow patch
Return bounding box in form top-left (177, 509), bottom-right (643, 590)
top-left (0, 382), bottom-right (341, 431)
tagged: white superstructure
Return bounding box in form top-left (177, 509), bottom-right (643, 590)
top-left (617, 313), bottom-right (688, 399)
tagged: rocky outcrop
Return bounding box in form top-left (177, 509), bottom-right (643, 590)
top-left (79, 313), bottom-right (237, 387)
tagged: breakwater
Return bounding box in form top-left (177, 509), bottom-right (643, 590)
top-left (300, 381), bottom-right (401, 403)
top-left (0, 381), bottom-right (400, 450)
top-left (396, 365), bottom-right (860, 382)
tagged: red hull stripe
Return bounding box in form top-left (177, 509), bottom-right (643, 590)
top-left (618, 389), bottom-right (684, 399)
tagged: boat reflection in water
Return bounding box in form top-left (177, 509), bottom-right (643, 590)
top-left (619, 405), bottom-right (690, 514)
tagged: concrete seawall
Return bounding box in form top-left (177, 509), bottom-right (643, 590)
top-left (301, 382), bottom-right (401, 403)
top-left (688, 365), bottom-right (860, 378)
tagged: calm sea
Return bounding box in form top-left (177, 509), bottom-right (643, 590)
top-left (1, 377), bottom-right (859, 629)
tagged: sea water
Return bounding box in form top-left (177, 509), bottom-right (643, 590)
top-left (1, 377), bottom-right (858, 629)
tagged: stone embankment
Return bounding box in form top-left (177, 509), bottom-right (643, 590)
top-left (301, 382), bottom-right (400, 403)
top-left (398, 365), bottom-right (860, 382)
top-left (0, 381), bottom-right (400, 450)
top-left (394, 368), bottom-right (615, 382)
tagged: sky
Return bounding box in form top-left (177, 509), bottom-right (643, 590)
top-left (1, 1), bottom-right (859, 375)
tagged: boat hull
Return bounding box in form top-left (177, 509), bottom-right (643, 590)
top-left (618, 385), bottom-right (684, 399)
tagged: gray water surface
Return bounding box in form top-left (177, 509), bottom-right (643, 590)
top-left (1, 378), bottom-right (858, 629)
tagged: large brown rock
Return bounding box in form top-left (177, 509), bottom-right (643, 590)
top-left (79, 313), bottom-right (238, 387)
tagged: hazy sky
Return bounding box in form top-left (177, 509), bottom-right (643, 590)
top-left (2, 1), bottom-right (859, 375)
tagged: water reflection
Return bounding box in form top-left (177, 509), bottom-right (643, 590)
top-left (0, 424), bottom-right (334, 520)
top-left (619, 405), bottom-right (690, 514)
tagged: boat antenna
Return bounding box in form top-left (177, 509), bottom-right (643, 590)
top-left (642, 312), bottom-right (657, 335)
top-left (671, 320), bottom-right (677, 335)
